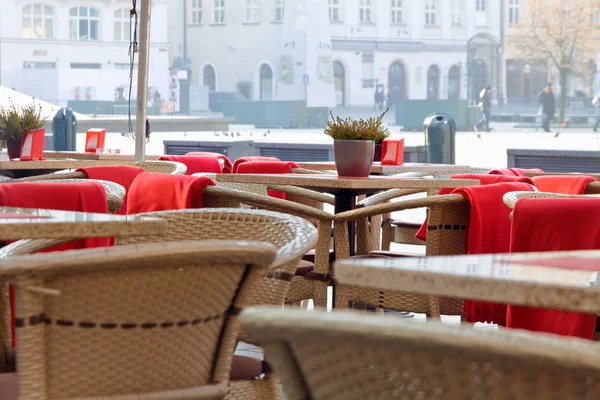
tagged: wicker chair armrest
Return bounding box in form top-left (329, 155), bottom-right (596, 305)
top-left (503, 191), bottom-right (600, 210)
top-left (204, 186), bottom-right (333, 222)
top-left (335, 194), bottom-right (466, 223)
top-left (0, 239), bottom-right (74, 258)
top-left (267, 185), bottom-right (335, 205)
top-left (356, 189), bottom-right (426, 208)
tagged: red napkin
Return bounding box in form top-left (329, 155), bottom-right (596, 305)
top-left (77, 166), bottom-right (145, 215)
top-left (415, 174), bottom-right (534, 241)
top-left (489, 168), bottom-right (543, 176)
top-left (451, 182), bottom-right (536, 325)
top-left (186, 152), bottom-right (233, 173)
top-left (0, 182), bottom-right (112, 348)
top-left (232, 156), bottom-right (280, 173)
top-left (159, 155), bottom-right (223, 174)
top-left (531, 175), bottom-right (595, 195)
top-left (507, 198), bottom-right (600, 340)
top-left (126, 172), bottom-right (215, 213)
top-left (236, 161), bottom-right (300, 200)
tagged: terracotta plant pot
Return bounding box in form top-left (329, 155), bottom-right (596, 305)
top-left (6, 138), bottom-right (22, 160)
top-left (334, 140), bottom-right (375, 178)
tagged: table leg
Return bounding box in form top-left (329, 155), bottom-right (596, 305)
top-left (334, 192), bottom-right (357, 256)
top-left (332, 192), bottom-right (356, 309)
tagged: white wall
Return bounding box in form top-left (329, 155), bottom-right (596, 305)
top-left (186, 0), bottom-right (502, 107)
top-left (1, 0), bottom-right (170, 104)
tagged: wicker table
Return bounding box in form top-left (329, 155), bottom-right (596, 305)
top-left (297, 162), bottom-right (471, 175)
top-left (0, 207), bottom-right (165, 241)
top-left (216, 174), bottom-right (478, 255)
top-left (335, 250), bottom-right (600, 314)
top-left (0, 160), bottom-right (141, 179)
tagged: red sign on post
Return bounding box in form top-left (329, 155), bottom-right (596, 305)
top-left (19, 129), bottom-right (45, 161)
top-left (381, 138), bottom-right (405, 165)
top-left (85, 129), bottom-right (106, 153)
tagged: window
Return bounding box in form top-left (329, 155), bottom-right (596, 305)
top-left (391, 0), bottom-right (403, 24)
top-left (359, 0), bottom-right (372, 23)
top-left (113, 9), bottom-right (130, 41)
top-left (213, 0), bottom-right (225, 23)
top-left (246, 0), bottom-right (259, 23)
top-left (424, 0), bottom-right (437, 25)
top-left (203, 65), bottom-right (216, 91)
top-left (69, 6), bottom-right (100, 40)
top-left (508, 0), bottom-right (520, 25)
top-left (23, 61), bottom-right (56, 69)
top-left (274, 0), bottom-right (284, 22)
top-left (329, 0), bottom-right (340, 22)
top-left (476, 0), bottom-right (486, 12)
top-left (451, 0), bottom-right (464, 26)
top-left (22, 4), bottom-right (54, 39)
top-left (71, 63), bottom-right (102, 69)
top-left (259, 64), bottom-right (273, 101)
top-left (191, 0), bottom-right (202, 24)
top-left (115, 63), bottom-right (137, 70)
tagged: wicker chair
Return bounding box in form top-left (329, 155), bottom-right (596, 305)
top-left (241, 307), bottom-right (600, 400)
top-left (194, 173), bottom-right (335, 308)
top-left (0, 207), bottom-right (319, 378)
top-left (376, 168), bottom-right (493, 253)
top-left (6, 160), bottom-right (187, 182)
top-left (1, 241), bottom-right (279, 399)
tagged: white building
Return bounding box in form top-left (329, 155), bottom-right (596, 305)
top-left (184, 0), bottom-right (502, 108)
top-left (0, 0), bottom-right (170, 107)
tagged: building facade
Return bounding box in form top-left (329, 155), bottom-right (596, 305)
top-left (501, 0), bottom-right (600, 104)
top-left (184, 0), bottom-right (503, 108)
top-left (0, 0), bottom-right (170, 106)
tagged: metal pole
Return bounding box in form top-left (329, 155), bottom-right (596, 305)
top-left (135, 0), bottom-right (152, 162)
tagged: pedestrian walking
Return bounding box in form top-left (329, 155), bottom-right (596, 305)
top-left (593, 94), bottom-right (600, 132)
top-left (538, 83), bottom-right (556, 133)
top-left (474, 86), bottom-right (492, 132)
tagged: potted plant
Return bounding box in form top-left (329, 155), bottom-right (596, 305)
top-left (0, 102), bottom-right (47, 160)
top-left (325, 108), bottom-right (390, 177)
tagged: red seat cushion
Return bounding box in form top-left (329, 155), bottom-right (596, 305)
top-left (77, 166), bottom-right (145, 214)
top-left (507, 198), bottom-right (600, 339)
top-left (488, 168), bottom-right (543, 176)
top-left (159, 155), bottom-right (223, 174)
top-left (126, 173), bottom-right (215, 213)
top-left (232, 157), bottom-right (280, 173)
top-left (236, 161), bottom-right (300, 199)
top-left (230, 356), bottom-right (271, 380)
top-left (0, 373), bottom-right (18, 400)
top-left (531, 175), bottom-right (596, 195)
top-left (186, 152), bottom-right (233, 173)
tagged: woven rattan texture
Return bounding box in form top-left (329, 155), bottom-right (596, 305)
top-left (12, 241), bottom-right (276, 399)
top-left (243, 308), bottom-right (600, 400)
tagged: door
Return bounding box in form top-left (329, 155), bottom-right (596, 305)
top-left (427, 65), bottom-right (440, 100)
top-left (333, 61), bottom-right (345, 106)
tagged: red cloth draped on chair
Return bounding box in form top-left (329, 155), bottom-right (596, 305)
top-left (452, 182), bottom-right (536, 326)
top-left (77, 166), bottom-right (145, 214)
top-left (126, 173), bottom-right (215, 213)
top-left (159, 155), bottom-right (223, 174)
top-left (488, 168), bottom-right (543, 176)
top-left (236, 161), bottom-right (300, 199)
top-left (185, 152), bottom-right (233, 173)
top-left (232, 156), bottom-right (281, 173)
top-left (531, 175), bottom-right (595, 195)
top-left (0, 182), bottom-right (112, 348)
top-left (415, 174), bottom-right (534, 241)
top-left (507, 198), bottom-right (600, 340)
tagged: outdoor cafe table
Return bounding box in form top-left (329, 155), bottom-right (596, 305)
top-left (216, 174), bottom-right (478, 255)
top-left (43, 151), bottom-right (161, 161)
top-left (297, 162), bottom-right (471, 175)
top-left (0, 207), bottom-right (165, 241)
top-left (0, 159), bottom-right (141, 179)
top-left (335, 250), bottom-right (600, 314)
